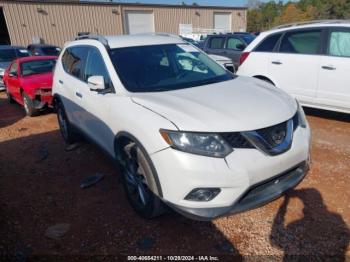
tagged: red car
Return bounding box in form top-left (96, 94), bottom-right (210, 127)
top-left (4, 56), bottom-right (57, 116)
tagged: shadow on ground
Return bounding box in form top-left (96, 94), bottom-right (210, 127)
top-left (270, 188), bottom-right (350, 260)
top-left (0, 130), bottom-right (241, 259)
top-left (0, 96), bottom-right (26, 128)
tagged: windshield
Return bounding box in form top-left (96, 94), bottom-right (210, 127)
top-left (21, 59), bottom-right (56, 77)
top-left (41, 47), bottom-right (61, 56)
top-left (109, 44), bottom-right (233, 92)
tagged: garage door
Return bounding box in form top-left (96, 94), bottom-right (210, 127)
top-left (124, 11), bottom-right (155, 34)
top-left (214, 12), bottom-right (231, 32)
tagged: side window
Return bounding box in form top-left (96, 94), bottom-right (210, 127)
top-left (279, 30), bottom-right (321, 55)
top-left (84, 48), bottom-right (112, 89)
top-left (9, 62), bottom-right (18, 76)
top-left (328, 29), bottom-right (350, 57)
top-left (255, 33), bottom-right (282, 52)
top-left (226, 37), bottom-right (245, 50)
top-left (209, 37), bottom-right (225, 49)
top-left (61, 46), bottom-right (88, 80)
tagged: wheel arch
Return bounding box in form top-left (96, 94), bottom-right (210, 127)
top-left (114, 131), bottom-right (163, 198)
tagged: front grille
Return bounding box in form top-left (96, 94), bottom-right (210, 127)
top-left (221, 112), bottom-right (298, 151)
top-left (221, 132), bottom-right (254, 148)
top-left (255, 120), bottom-right (288, 148)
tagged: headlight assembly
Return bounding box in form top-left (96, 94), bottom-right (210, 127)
top-left (160, 130), bottom-right (233, 158)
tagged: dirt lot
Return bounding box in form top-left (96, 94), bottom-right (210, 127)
top-left (0, 92), bottom-right (349, 260)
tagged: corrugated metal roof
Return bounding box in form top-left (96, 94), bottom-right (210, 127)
top-left (0, 0), bottom-right (247, 10)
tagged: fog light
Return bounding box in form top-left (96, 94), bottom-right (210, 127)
top-left (185, 188), bottom-right (221, 202)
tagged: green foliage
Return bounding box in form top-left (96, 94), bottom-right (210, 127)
top-left (247, 0), bottom-right (350, 32)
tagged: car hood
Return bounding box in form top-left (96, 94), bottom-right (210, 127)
top-left (21, 72), bottom-right (53, 88)
top-left (131, 76), bottom-right (297, 132)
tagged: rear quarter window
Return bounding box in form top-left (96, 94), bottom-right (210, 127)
top-left (254, 33), bottom-right (282, 52)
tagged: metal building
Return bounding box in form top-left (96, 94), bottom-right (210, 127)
top-left (0, 0), bottom-right (247, 46)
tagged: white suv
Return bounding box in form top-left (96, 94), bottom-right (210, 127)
top-left (237, 20), bottom-right (350, 114)
top-left (52, 34), bottom-right (311, 220)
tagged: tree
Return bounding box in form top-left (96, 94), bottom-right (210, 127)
top-left (247, 0), bottom-right (350, 32)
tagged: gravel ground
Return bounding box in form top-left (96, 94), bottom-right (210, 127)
top-left (0, 92), bottom-right (349, 260)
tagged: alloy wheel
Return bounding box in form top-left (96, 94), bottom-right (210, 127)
top-left (123, 145), bottom-right (150, 206)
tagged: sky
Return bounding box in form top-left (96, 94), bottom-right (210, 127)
top-left (85, 0), bottom-right (291, 8)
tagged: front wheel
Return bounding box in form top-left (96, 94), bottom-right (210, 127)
top-left (120, 142), bottom-right (165, 219)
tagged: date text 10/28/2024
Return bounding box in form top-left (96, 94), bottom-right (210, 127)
top-left (127, 256), bottom-right (220, 261)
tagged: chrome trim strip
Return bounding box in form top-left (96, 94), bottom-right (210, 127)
top-left (241, 119), bottom-right (293, 156)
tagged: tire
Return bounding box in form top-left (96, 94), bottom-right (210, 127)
top-left (5, 86), bottom-right (15, 104)
top-left (22, 92), bottom-right (37, 117)
top-left (55, 99), bottom-right (80, 144)
top-left (120, 142), bottom-right (165, 219)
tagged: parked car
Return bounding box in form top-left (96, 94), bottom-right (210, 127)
top-left (4, 56), bottom-right (57, 116)
top-left (180, 36), bottom-right (235, 73)
top-left (0, 45), bottom-right (31, 91)
top-left (27, 44), bottom-right (61, 56)
top-left (53, 34), bottom-right (311, 220)
top-left (201, 33), bottom-right (256, 69)
top-left (208, 54), bottom-right (235, 74)
top-left (237, 20), bottom-right (350, 114)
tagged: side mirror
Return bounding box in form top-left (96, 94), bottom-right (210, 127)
top-left (9, 72), bottom-right (17, 78)
top-left (236, 43), bottom-right (246, 51)
top-left (88, 75), bottom-right (105, 91)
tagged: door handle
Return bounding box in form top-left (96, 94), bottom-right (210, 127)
top-left (321, 65), bottom-right (336, 70)
top-left (59, 80), bottom-right (63, 84)
top-left (75, 92), bottom-right (82, 98)
top-left (271, 61), bottom-right (282, 65)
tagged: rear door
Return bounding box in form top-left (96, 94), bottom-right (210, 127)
top-left (269, 28), bottom-right (323, 103)
top-left (317, 27), bottom-right (350, 112)
top-left (59, 46), bottom-right (89, 127)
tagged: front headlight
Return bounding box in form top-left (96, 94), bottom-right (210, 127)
top-left (296, 100), bottom-right (307, 128)
top-left (160, 130), bottom-right (233, 158)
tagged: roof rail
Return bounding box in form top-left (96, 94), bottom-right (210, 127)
top-left (74, 33), bottom-right (109, 48)
top-left (272, 19), bottom-right (350, 30)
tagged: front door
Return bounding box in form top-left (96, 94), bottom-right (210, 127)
top-left (76, 47), bottom-right (115, 154)
top-left (6, 62), bottom-right (21, 103)
top-left (226, 36), bottom-right (246, 68)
